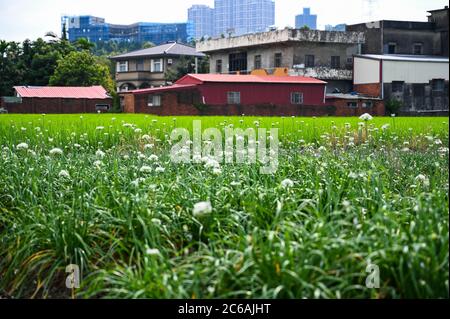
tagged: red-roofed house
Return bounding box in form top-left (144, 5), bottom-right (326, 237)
top-left (2, 86), bottom-right (112, 113)
top-left (120, 74), bottom-right (337, 116)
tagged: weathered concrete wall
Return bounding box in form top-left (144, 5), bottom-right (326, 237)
top-left (197, 29), bottom-right (365, 53)
top-left (384, 81), bottom-right (449, 113)
top-left (348, 20), bottom-right (444, 55)
top-left (383, 28), bottom-right (441, 55)
top-left (207, 41), bottom-right (358, 81)
top-left (347, 22), bottom-right (383, 54)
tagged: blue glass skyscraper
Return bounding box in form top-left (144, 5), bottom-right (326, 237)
top-left (188, 5), bottom-right (215, 40)
top-left (295, 8), bottom-right (317, 30)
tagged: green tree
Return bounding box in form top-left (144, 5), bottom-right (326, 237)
top-left (49, 51), bottom-right (115, 94)
top-left (75, 38), bottom-right (96, 52)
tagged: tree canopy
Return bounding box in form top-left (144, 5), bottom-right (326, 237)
top-left (49, 51), bottom-right (115, 93)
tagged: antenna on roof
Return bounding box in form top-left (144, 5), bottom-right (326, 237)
top-left (363, 0), bottom-right (379, 21)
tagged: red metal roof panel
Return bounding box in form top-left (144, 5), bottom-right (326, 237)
top-left (177, 74), bottom-right (327, 84)
top-left (14, 86), bottom-right (110, 99)
top-left (129, 84), bottom-right (199, 95)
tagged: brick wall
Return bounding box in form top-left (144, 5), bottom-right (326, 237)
top-left (353, 83), bottom-right (382, 97)
top-left (326, 98), bottom-right (385, 116)
top-left (3, 97), bottom-right (113, 113)
top-left (126, 90), bottom-right (386, 117)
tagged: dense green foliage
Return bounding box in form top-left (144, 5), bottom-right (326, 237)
top-left (0, 115), bottom-right (448, 299)
top-left (0, 37), bottom-right (117, 96)
top-left (49, 51), bottom-right (115, 94)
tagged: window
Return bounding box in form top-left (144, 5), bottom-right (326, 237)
top-left (392, 81), bottom-right (404, 93)
top-left (216, 59), bottom-right (222, 73)
top-left (227, 92), bottom-right (241, 104)
top-left (274, 53), bottom-right (282, 67)
top-left (362, 101), bottom-right (373, 108)
top-left (388, 42), bottom-right (397, 54)
top-left (167, 59), bottom-right (173, 65)
top-left (347, 102), bottom-right (358, 108)
top-left (136, 59), bottom-right (144, 71)
top-left (413, 43), bottom-right (423, 55)
top-left (331, 56), bottom-right (340, 68)
top-left (432, 79), bottom-right (445, 91)
top-left (254, 55), bottom-right (262, 69)
top-left (148, 95), bottom-right (161, 107)
top-left (290, 92), bottom-right (304, 105)
top-left (305, 55), bottom-right (315, 67)
top-left (229, 52), bottom-right (247, 73)
top-left (118, 61), bottom-right (128, 73)
top-left (151, 59), bottom-right (163, 72)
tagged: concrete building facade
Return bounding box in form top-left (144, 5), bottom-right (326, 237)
top-left (196, 29), bottom-right (365, 93)
top-left (427, 6), bottom-right (449, 57)
top-left (347, 7), bottom-right (449, 57)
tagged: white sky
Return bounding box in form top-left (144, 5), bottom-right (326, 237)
top-left (0, 0), bottom-right (448, 41)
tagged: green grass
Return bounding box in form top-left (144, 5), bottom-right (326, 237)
top-left (0, 114), bottom-right (448, 299)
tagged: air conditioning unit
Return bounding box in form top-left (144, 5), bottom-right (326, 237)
top-left (293, 64), bottom-right (305, 69)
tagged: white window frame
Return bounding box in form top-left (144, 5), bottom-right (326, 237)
top-left (227, 92), bottom-right (241, 104)
top-left (151, 59), bottom-right (163, 73)
top-left (148, 95), bottom-right (162, 107)
top-left (291, 92), bottom-right (304, 105)
top-left (117, 61), bottom-right (128, 73)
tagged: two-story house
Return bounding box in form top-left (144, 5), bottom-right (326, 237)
top-left (110, 42), bottom-right (206, 92)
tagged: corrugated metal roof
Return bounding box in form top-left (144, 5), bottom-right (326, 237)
top-left (178, 74), bottom-right (327, 84)
top-left (355, 54), bottom-right (449, 63)
top-left (111, 42), bottom-right (205, 59)
top-left (14, 86), bottom-right (110, 99)
top-left (130, 84), bottom-right (199, 95)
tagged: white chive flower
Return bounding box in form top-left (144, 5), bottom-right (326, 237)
top-left (193, 201), bottom-right (213, 217)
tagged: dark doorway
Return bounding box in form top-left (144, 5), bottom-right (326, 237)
top-left (229, 52), bottom-right (248, 73)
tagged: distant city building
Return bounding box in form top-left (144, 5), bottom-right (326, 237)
top-left (295, 8), bottom-right (317, 30)
top-left (62, 15), bottom-right (189, 45)
top-left (213, 0), bottom-right (275, 37)
top-left (325, 24), bottom-right (346, 32)
top-left (188, 5), bottom-right (215, 40)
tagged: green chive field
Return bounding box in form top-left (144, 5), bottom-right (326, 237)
top-left (0, 114), bottom-right (448, 299)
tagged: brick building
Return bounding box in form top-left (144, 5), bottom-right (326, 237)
top-left (120, 73), bottom-right (385, 116)
top-left (1, 86), bottom-right (112, 113)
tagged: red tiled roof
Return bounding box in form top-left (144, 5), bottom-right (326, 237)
top-left (14, 86), bottom-right (110, 99)
top-left (131, 84), bottom-right (199, 95)
top-left (177, 74), bottom-right (327, 84)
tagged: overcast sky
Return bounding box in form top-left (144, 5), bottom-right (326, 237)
top-left (0, 0), bottom-right (448, 41)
